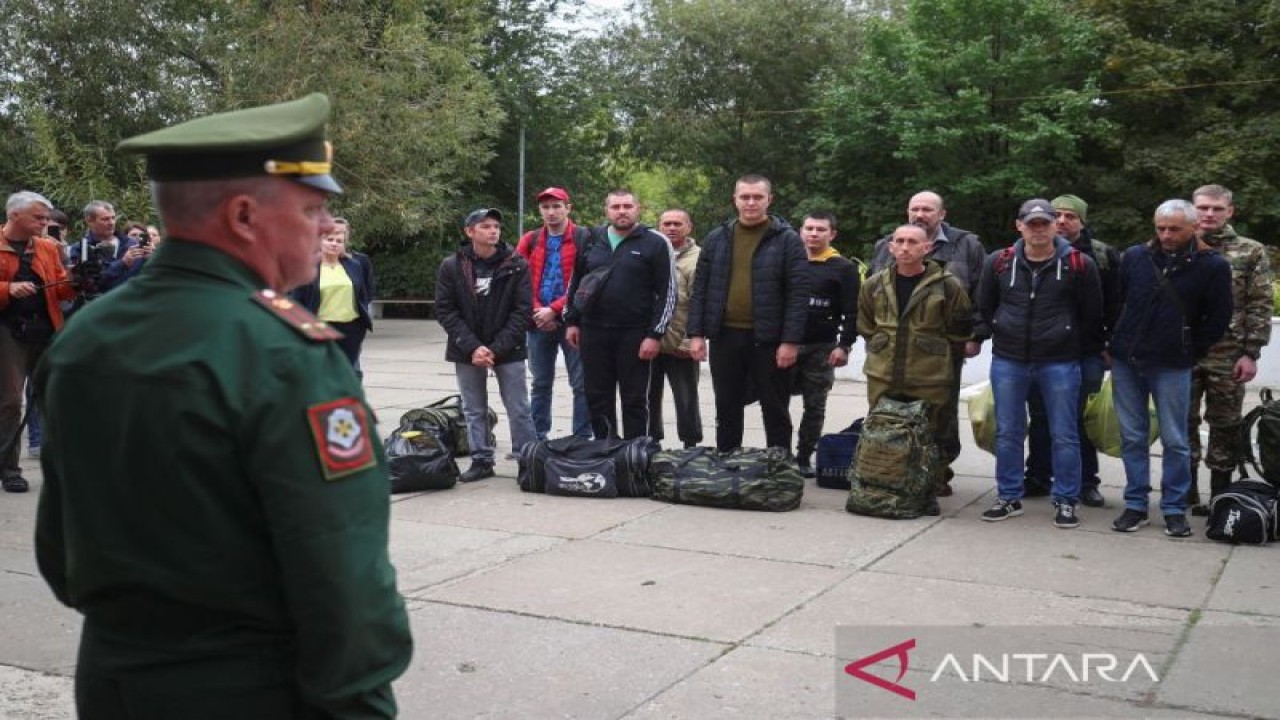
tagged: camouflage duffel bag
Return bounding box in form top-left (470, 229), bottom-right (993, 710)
top-left (846, 396), bottom-right (940, 519)
top-left (648, 446), bottom-right (803, 512)
top-left (400, 394), bottom-right (497, 457)
top-left (517, 435), bottom-right (660, 498)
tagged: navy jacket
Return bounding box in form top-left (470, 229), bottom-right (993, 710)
top-left (563, 224), bottom-right (676, 338)
top-left (1108, 240), bottom-right (1233, 368)
top-left (973, 236), bottom-right (1104, 363)
top-left (687, 215), bottom-right (810, 344)
top-left (291, 254), bottom-right (376, 331)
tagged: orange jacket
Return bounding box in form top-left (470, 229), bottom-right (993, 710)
top-left (0, 232), bottom-right (75, 330)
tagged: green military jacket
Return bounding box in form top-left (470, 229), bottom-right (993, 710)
top-left (35, 240), bottom-right (412, 718)
top-left (1199, 224), bottom-right (1273, 372)
top-left (857, 259), bottom-right (972, 389)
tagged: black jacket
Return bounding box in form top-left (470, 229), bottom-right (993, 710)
top-left (563, 224), bottom-right (675, 338)
top-left (973, 236), bottom-right (1104, 363)
top-left (687, 215), bottom-right (810, 344)
top-left (435, 243), bottom-right (531, 364)
top-left (290, 254), bottom-right (376, 331)
top-left (802, 252), bottom-right (860, 347)
top-left (1068, 228), bottom-right (1121, 349)
top-left (1109, 240), bottom-right (1233, 369)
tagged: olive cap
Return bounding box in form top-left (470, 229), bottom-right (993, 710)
top-left (116, 93), bottom-right (342, 194)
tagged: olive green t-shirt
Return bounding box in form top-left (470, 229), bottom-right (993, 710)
top-left (724, 220), bottom-right (768, 329)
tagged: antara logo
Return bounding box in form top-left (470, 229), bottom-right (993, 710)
top-left (844, 639), bottom-right (1160, 701)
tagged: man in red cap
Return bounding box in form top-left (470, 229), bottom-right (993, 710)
top-left (515, 187), bottom-right (591, 439)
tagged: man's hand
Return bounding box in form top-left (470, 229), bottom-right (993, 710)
top-left (828, 346), bottom-right (849, 368)
top-left (688, 337), bottom-right (707, 362)
top-left (1233, 355), bottom-right (1258, 383)
top-left (7, 281), bottom-right (36, 299)
top-left (470, 345), bottom-right (495, 368)
top-left (532, 306), bottom-right (559, 331)
top-left (776, 342), bottom-right (798, 369)
top-left (565, 326), bottom-right (580, 349)
top-left (638, 337), bottom-right (660, 360)
top-left (964, 340), bottom-right (982, 358)
top-left (122, 244), bottom-right (151, 268)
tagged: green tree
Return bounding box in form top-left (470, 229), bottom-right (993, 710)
top-left (813, 0), bottom-right (1109, 251)
top-left (1080, 0), bottom-right (1280, 244)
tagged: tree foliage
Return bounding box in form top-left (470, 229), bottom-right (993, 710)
top-left (813, 0), bottom-right (1109, 250)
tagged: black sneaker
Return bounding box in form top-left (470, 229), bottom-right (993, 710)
top-left (459, 462), bottom-right (495, 483)
top-left (981, 499), bottom-right (1023, 522)
top-left (1080, 486), bottom-right (1105, 508)
top-left (1164, 514), bottom-right (1192, 538)
top-left (1111, 508), bottom-right (1149, 533)
top-left (1189, 503), bottom-right (1210, 517)
top-left (2, 476), bottom-right (28, 493)
top-left (922, 497), bottom-right (941, 516)
top-left (1053, 502), bottom-right (1080, 529)
top-left (796, 455), bottom-right (815, 479)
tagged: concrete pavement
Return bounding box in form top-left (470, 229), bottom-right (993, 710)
top-left (0, 319), bottom-right (1276, 719)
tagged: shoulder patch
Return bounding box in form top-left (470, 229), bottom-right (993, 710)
top-left (307, 397), bottom-right (377, 480)
top-left (252, 290), bottom-right (344, 342)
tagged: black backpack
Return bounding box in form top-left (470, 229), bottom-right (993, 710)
top-left (1205, 480), bottom-right (1279, 545)
top-left (1238, 389), bottom-right (1280, 487)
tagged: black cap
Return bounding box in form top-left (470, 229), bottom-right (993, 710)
top-left (464, 208), bottom-right (503, 227)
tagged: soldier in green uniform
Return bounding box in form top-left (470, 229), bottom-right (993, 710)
top-left (34, 94), bottom-right (413, 718)
top-left (1188, 184), bottom-right (1273, 513)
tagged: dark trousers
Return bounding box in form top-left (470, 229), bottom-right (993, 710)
top-left (329, 320), bottom-right (367, 378)
top-left (579, 325), bottom-right (653, 439)
top-left (647, 353), bottom-right (702, 446)
top-left (709, 328), bottom-right (793, 451)
top-left (795, 342), bottom-right (836, 458)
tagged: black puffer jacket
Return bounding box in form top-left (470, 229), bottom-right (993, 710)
top-left (435, 243), bottom-right (532, 364)
top-left (973, 236), bottom-right (1104, 362)
top-left (687, 216), bottom-right (810, 343)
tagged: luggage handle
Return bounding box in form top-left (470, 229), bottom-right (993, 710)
top-left (426, 394), bottom-right (462, 409)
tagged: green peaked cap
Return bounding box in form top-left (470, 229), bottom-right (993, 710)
top-left (116, 93), bottom-right (341, 194)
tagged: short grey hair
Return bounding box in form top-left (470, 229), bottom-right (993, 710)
top-left (1153, 199), bottom-right (1198, 224)
top-left (6, 191), bottom-right (53, 215)
top-left (83, 200), bottom-right (115, 220)
top-left (151, 178), bottom-right (279, 226)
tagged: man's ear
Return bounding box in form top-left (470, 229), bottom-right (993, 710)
top-left (224, 194), bottom-right (258, 244)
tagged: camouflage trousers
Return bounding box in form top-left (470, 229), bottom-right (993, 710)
top-left (1189, 367), bottom-right (1245, 473)
top-left (794, 342), bottom-right (837, 458)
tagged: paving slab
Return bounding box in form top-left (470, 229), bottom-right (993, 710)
top-left (391, 479), bottom-right (669, 539)
top-left (389, 519), bottom-right (565, 594)
top-left (395, 603), bottom-right (725, 720)
top-left (751, 571), bottom-right (1187, 658)
top-left (421, 539), bottom-right (847, 643)
top-left (1156, 611), bottom-right (1280, 718)
top-left (868, 518), bottom-right (1229, 609)
top-left (1204, 545), bottom-right (1280, 617)
top-left (0, 570), bottom-right (80, 674)
top-left (0, 665), bottom-right (74, 720)
top-left (595, 503), bottom-right (930, 568)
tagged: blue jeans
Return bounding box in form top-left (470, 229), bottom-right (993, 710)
top-left (527, 327), bottom-right (590, 440)
top-left (454, 360), bottom-right (537, 463)
top-left (1026, 353), bottom-right (1105, 487)
top-left (1111, 360), bottom-right (1192, 515)
top-left (991, 356), bottom-right (1081, 505)
top-left (25, 378), bottom-right (40, 448)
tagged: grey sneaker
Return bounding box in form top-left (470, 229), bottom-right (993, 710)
top-left (1053, 502), bottom-right (1080, 529)
top-left (1112, 508), bottom-right (1149, 533)
top-left (1164, 514), bottom-right (1193, 538)
top-left (981, 499), bottom-right (1023, 522)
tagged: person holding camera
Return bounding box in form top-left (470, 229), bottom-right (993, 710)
top-left (98, 223), bottom-right (159, 293)
top-left (1, 191), bottom-right (76, 492)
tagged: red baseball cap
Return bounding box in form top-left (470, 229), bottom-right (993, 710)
top-left (536, 187), bottom-right (571, 203)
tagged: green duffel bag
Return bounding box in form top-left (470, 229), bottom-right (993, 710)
top-left (399, 394), bottom-right (497, 457)
top-left (847, 396), bottom-right (940, 519)
top-left (648, 446), bottom-right (803, 512)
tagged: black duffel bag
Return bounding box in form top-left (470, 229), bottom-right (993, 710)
top-left (386, 423), bottom-right (459, 494)
top-left (517, 435), bottom-right (659, 498)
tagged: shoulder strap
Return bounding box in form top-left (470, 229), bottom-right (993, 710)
top-left (1069, 248), bottom-right (1084, 274)
top-left (251, 291), bottom-right (343, 342)
top-left (1238, 391), bottom-right (1272, 479)
top-left (993, 246), bottom-right (1016, 275)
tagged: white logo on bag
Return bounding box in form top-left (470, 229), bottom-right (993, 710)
top-left (558, 473), bottom-right (608, 493)
top-left (1224, 508), bottom-right (1241, 535)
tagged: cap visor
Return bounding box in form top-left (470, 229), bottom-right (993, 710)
top-left (296, 174), bottom-right (343, 195)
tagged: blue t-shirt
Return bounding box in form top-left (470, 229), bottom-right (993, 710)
top-left (538, 234), bottom-right (565, 306)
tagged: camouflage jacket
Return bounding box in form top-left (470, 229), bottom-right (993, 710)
top-left (1198, 224), bottom-right (1272, 371)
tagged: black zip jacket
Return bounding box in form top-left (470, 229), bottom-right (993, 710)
top-left (687, 215), bottom-right (810, 344)
top-left (435, 242), bottom-right (532, 364)
top-left (973, 236), bottom-right (1104, 362)
top-left (802, 253), bottom-right (860, 347)
top-left (1109, 239), bottom-right (1233, 369)
top-left (563, 224), bottom-right (676, 338)
top-left (1068, 228), bottom-right (1122, 351)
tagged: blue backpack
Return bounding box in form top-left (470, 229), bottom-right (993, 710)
top-left (815, 419), bottom-right (863, 490)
